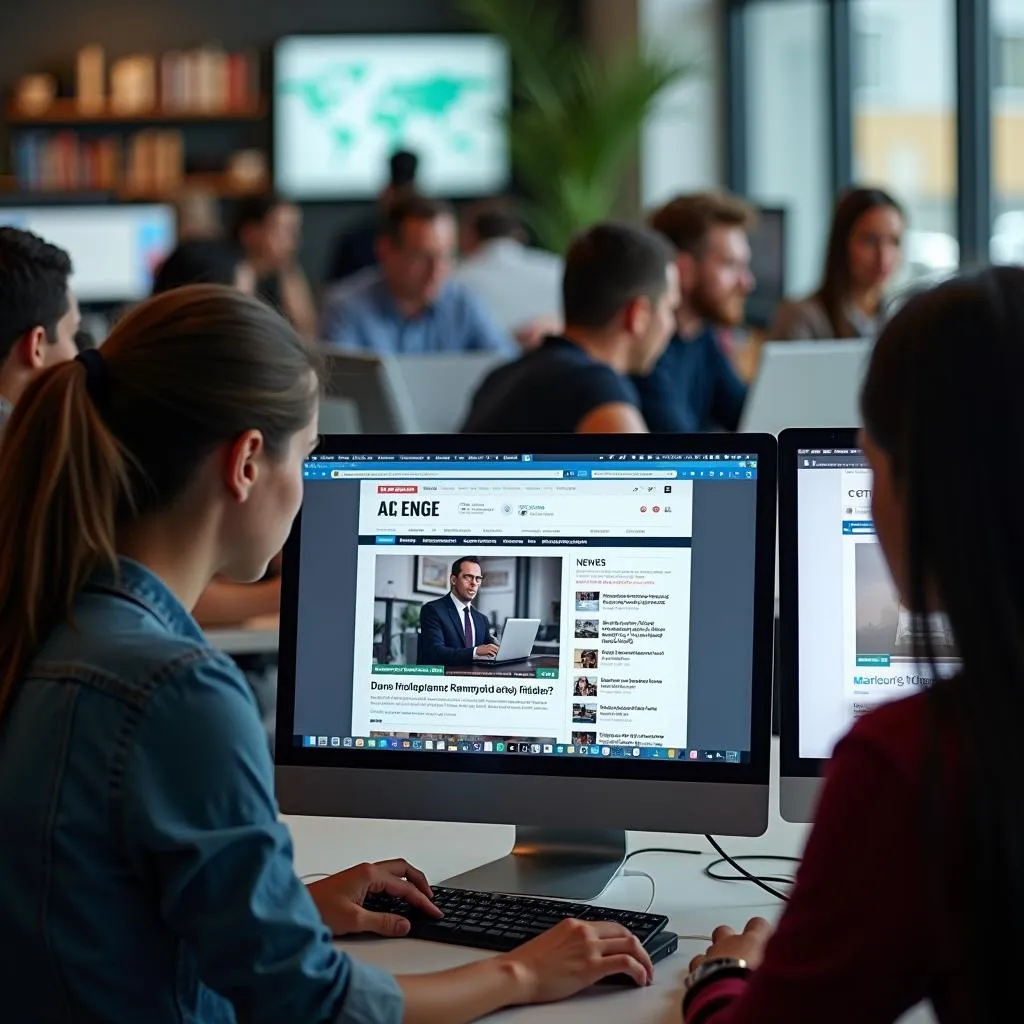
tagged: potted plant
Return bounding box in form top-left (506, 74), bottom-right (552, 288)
top-left (460, 0), bottom-right (694, 253)
top-left (400, 603), bottom-right (422, 666)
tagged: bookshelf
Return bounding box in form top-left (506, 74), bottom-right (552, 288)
top-left (6, 99), bottom-right (267, 126)
top-left (4, 46), bottom-right (268, 201)
top-left (0, 172), bottom-right (266, 202)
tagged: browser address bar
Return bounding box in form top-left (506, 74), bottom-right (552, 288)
top-left (327, 469), bottom-right (565, 479)
top-left (590, 470), bottom-right (677, 479)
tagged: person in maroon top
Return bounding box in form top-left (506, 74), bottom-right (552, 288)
top-left (682, 265), bottom-right (1024, 1024)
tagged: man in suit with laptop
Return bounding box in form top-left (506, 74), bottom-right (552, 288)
top-left (417, 556), bottom-right (499, 666)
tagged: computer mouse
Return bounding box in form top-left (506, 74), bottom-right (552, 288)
top-left (596, 930), bottom-right (678, 987)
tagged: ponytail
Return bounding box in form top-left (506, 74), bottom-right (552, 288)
top-left (0, 358), bottom-right (131, 715)
top-left (0, 284), bottom-right (319, 722)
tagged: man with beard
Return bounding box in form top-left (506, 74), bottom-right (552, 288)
top-left (634, 192), bottom-right (755, 432)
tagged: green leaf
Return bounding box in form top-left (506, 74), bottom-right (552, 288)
top-left (459, 0), bottom-right (695, 251)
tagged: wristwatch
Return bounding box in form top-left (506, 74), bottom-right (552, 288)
top-left (683, 956), bottom-right (752, 993)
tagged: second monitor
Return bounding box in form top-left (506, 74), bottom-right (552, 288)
top-left (276, 434), bottom-right (778, 899)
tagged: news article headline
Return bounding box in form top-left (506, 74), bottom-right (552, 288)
top-left (853, 673), bottom-right (935, 688)
top-left (602, 620), bottom-right (666, 645)
top-left (371, 681), bottom-right (556, 697)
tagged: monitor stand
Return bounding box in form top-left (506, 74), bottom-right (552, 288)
top-left (441, 827), bottom-right (627, 901)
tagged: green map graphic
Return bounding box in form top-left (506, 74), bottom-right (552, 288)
top-left (280, 63), bottom-right (491, 161)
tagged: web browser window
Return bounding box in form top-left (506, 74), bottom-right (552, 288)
top-left (796, 448), bottom-right (959, 759)
top-left (289, 451), bottom-right (762, 764)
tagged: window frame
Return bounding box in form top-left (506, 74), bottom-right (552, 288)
top-left (724, 0), bottom-right (994, 269)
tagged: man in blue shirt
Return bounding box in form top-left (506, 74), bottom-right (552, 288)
top-left (320, 195), bottom-right (515, 355)
top-left (634, 192), bottom-right (754, 433)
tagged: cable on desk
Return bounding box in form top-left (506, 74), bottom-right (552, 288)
top-left (621, 868), bottom-right (657, 914)
top-left (623, 845), bottom-right (702, 863)
top-left (703, 835), bottom-right (798, 902)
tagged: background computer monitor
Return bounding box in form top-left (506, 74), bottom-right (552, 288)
top-left (778, 428), bottom-right (961, 822)
top-left (745, 205), bottom-right (786, 329)
top-left (739, 339), bottom-right (873, 436)
top-left (273, 34), bottom-right (511, 200)
top-left (276, 433), bottom-right (777, 900)
top-left (0, 203), bottom-right (175, 305)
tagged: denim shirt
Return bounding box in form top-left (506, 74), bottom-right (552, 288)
top-left (0, 558), bottom-right (404, 1024)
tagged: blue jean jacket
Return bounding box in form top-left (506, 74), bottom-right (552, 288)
top-left (0, 558), bottom-right (403, 1024)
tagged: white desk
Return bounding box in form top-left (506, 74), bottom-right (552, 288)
top-left (284, 745), bottom-right (935, 1023)
top-left (207, 625), bottom-right (279, 656)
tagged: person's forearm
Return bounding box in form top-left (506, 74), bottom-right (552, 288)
top-left (398, 957), bottom-right (527, 1024)
top-left (193, 578), bottom-right (281, 628)
top-left (282, 268), bottom-right (318, 340)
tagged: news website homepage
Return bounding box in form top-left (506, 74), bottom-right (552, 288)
top-left (291, 453), bottom-right (761, 764)
top-left (797, 450), bottom-right (959, 759)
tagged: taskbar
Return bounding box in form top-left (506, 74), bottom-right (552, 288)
top-left (295, 734), bottom-right (748, 764)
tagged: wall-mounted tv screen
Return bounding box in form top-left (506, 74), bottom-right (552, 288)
top-left (273, 34), bottom-right (510, 200)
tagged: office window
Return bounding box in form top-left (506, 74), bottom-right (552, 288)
top-left (856, 28), bottom-right (887, 92)
top-left (852, 0), bottom-right (958, 287)
top-left (993, 2), bottom-right (1024, 265)
top-left (997, 32), bottom-right (1024, 89)
top-left (640, 0), bottom-right (723, 204)
top-left (745, 1), bottom-right (831, 296)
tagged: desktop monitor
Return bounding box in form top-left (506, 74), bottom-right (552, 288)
top-left (745, 206), bottom-right (786, 329)
top-left (778, 428), bottom-right (961, 823)
top-left (276, 433), bottom-right (778, 900)
top-left (273, 34), bottom-right (511, 200)
top-left (0, 203), bottom-right (175, 305)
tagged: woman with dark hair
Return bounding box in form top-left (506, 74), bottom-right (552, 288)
top-left (0, 286), bottom-right (652, 1022)
top-left (768, 187), bottom-right (905, 340)
top-left (680, 265), bottom-right (1024, 1023)
top-left (152, 238), bottom-right (255, 295)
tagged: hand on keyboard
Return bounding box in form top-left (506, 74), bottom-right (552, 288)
top-left (359, 886), bottom-right (671, 987)
top-left (306, 859), bottom-right (442, 937)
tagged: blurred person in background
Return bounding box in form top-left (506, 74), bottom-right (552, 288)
top-left (320, 195), bottom-right (513, 355)
top-left (152, 239), bottom-right (255, 296)
top-left (461, 222), bottom-right (679, 434)
top-left (636, 192), bottom-right (754, 433)
top-left (0, 227), bottom-right (79, 441)
top-left (454, 198), bottom-right (563, 350)
top-left (767, 187), bottom-right (905, 341)
top-left (326, 149), bottom-right (420, 284)
top-left (232, 194), bottom-right (317, 339)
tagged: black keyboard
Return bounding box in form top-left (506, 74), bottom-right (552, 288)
top-left (361, 885), bottom-right (671, 956)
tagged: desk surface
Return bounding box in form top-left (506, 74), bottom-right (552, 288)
top-left (206, 616), bottom-right (279, 657)
top-left (284, 742), bottom-right (934, 1023)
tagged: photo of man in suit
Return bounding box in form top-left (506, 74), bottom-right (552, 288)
top-left (417, 556), bottom-right (499, 666)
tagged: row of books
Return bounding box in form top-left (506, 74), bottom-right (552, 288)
top-left (12, 130), bottom-right (186, 195)
top-left (75, 44), bottom-right (260, 115)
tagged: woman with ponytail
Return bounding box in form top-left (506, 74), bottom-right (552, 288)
top-left (0, 286), bottom-right (653, 1023)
